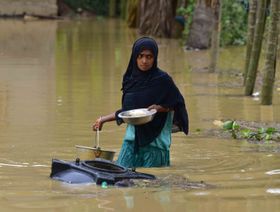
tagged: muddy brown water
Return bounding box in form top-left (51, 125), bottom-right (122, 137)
top-left (0, 19), bottom-right (280, 211)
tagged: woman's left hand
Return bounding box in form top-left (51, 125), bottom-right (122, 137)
top-left (148, 104), bottom-right (169, 113)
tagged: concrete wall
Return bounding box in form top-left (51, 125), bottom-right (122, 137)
top-left (0, 0), bottom-right (57, 17)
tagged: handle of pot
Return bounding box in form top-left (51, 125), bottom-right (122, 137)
top-left (95, 127), bottom-right (100, 148)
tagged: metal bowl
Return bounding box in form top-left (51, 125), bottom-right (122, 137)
top-left (75, 145), bottom-right (115, 161)
top-left (118, 108), bottom-right (157, 125)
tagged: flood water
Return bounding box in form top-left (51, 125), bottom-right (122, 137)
top-left (0, 18), bottom-right (280, 211)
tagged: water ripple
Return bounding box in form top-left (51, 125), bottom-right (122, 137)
top-left (266, 188), bottom-right (280, 194)
top-left (0, 159), bottom-right (48, 168)
top-left (265, 169), bottom-right (280, 175)
top-left (0, 163), bottom-right (27, 168)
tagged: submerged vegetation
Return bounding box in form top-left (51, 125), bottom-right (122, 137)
top-left (131, 175), bottom-right (214, 190)
top-left (216, 120), bottom-right (280, 142)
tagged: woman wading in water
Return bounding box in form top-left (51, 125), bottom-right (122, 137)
top-left (93, 37), bottom-right (188, 168)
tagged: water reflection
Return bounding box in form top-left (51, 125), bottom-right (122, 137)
top-left (0, 18), bottom-right (280, 211)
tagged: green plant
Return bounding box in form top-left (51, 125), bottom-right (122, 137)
top-left (220, 0), bottom-right (248, 46)
top-left (176, 0), bottom-right (195, 40)
top-left (222, 120), bottom-right (280, 142)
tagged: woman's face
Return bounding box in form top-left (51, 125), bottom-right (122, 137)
top-left (136, 49), bottom-right (155, 72)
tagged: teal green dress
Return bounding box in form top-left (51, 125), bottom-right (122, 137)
top-left (116, 112), bottom-right (173, 168)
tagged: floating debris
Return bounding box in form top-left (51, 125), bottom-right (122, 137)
top-left (129, 175), bottom-right (214, 190)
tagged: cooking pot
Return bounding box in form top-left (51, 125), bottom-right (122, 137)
top-left (75, 128), bottom-right (115, 161)
top-left (75, 145), bottom-right (115, 161)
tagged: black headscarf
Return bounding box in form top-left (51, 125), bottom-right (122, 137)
top-left (116, 37), bottom-right (189, 151)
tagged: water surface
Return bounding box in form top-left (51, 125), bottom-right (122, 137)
top-left (0, 18), bottom-right (280, 211)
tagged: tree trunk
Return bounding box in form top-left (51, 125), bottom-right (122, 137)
top-left (178, 0), bottom-right (187, 7)
top-left (139, 0), bottom-right (177, 38)
top-left (209, 0), bottom-right (222, 73)
top-left (120, 0), bottom-right (127, 20)
top-left (186, 0), bottom-right (214, 49)
top-left (261, 0), bottom-right (279, 105)
top-left (109, 0), bottom-right (116, 17)
top-left (243, 0), bottom-right (258, 85)
top-left (244, 0), bottom-right (267, 96)
top-left (126, 0), bottom-right (139, 27)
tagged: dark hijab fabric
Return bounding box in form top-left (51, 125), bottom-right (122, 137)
top-left (116, 37), bottom-right (189, 151)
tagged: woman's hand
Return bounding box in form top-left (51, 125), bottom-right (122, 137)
top-left (92, 117), bottom-right (104, 131)
top-left (148, 104), bottom-right (170, 113)
top-left (91, 113), bottom-right (116, 131)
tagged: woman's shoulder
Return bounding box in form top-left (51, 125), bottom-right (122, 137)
top-left (156, 69), bottom-right (174, 83)
top-left (155, 69), bottom-right (171, 79)
top-left (150, 69), bottom-right (176, 90)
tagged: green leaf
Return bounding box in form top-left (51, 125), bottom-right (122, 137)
top-left (232, 121), bottom-right (240, 130)
top-left (223, 120), bottom-right (234, 130)
top-left (266, 127), bottom-right (277, 134)
top-left (265, 134), bottom-right (272, 140)
top-left (258, 128), bottom-right (265, 134)
top-left (241, 129), bottom-right (251, 138)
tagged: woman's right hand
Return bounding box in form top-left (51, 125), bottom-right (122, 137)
top-left (92, 117), bottom-right (104, 131)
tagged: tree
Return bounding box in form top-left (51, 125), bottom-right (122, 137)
top-left (109, 0), bottom-right (116, 17)
top-left (126, 0), bottom-right (139, 28)
top-left (186, 0), bottom-right (214, 49)
top-left (244, 0), bottom-right (267, 96)
top-left (120, 0), bottom-right (127, 19)
top-left (243, 0), bottom-right (258, 85)
top-left (261, 0), bottom-right (279, 105)
top-left (209, 0), bottom-right (222, 73)
top-left (138, 0), bottom-right (178, 37)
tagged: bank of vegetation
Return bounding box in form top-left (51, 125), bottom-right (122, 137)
top-left (56, 0), bottom-right (279, 106)
top-left (213, 120), bottom-right (280, 143)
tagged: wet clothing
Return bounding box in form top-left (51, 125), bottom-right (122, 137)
top-left (115, 37), bottom-right (189, 167)
top-left (117, 112), bottom-right (173, 168)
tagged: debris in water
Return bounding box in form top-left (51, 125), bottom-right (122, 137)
top-left (131, 175), bottom-right (214, 190)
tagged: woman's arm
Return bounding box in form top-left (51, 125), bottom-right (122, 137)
top-left (92, 112), bottom-right (116, 131)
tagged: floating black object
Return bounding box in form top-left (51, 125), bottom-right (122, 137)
top-left (50, 158), bottom-right (156, 185)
